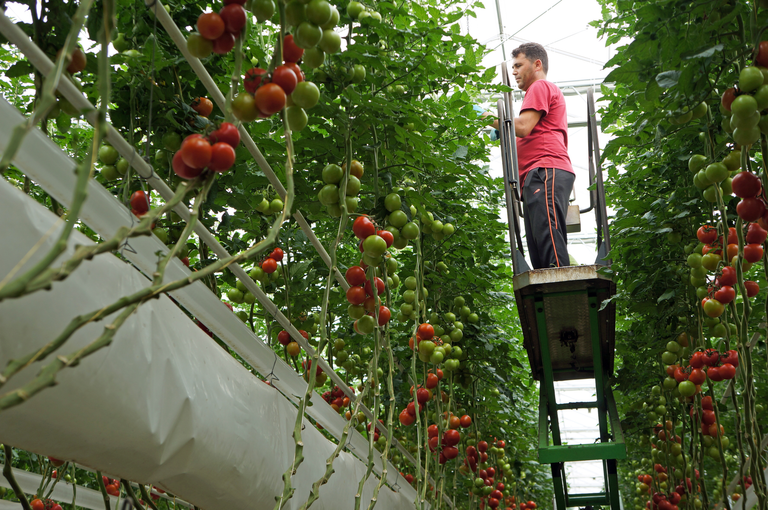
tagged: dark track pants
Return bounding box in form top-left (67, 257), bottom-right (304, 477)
top-left (522, 167), bottom-right (575, 269)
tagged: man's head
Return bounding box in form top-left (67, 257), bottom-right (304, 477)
top-left (511, 43), bottom-right (548, 91)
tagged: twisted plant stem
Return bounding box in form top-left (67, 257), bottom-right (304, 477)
top-left (3, 445), bottom-right (31, 510)
top-left (96, 471), bottom-right (111, 510)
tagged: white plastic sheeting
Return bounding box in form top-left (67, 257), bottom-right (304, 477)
top-left (0, 177), bottom-right (415, 510)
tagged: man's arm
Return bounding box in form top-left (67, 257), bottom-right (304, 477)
top-left (514, 109), bottom-right (543, 138)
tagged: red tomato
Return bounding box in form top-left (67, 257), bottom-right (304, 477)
top-left (377, 305), bottom-right (391, 325)
top-left (172, 150), bottom-right (204, 179)
top-left (244, 67), bottom-right (267, 94)
top-left (219, 4), bottom-right (246, 33)
top-left (212, 32), bottom-right (235, 54)
top-left (271, 65), bottom-right (298, 95)
top-left (197, 12), bottom-right (225, 40)
top-left (745, 243), bottom-right (764, 262)
top-left (477, 440), bottom-right (488, 453)
top-left (673, 366), bottom-right (688, 383)
top-left (346, 265), bottom-right (367, 286)
top-left (745, 280), bottom-right (760, 297)
top-left (732, 171), bottom-right (762, 198)
top-left (707, 366), bottom-right (724, 382)
top-left (702, 395), bottom-right (714, 410)
top-left (702, 409), bottom-right (716, 425)
top-left (399, 408), bottom-right (415, 426)
top-left (428, 424), bottom-right (439, 438)
top-left (283, 34), bottom-right (304, 63)
top-left (191, 97), bottom-right (213, 117)
top-left (270, 247), bottom-right (284, 261)
top-left (466, 445), bottom-right (477, 458)
top-left (209, 142), bottom-right (236, 172)
top-left (363, 296), bottom-right (379, 314)
top-left (416, 387), bottom-right (430, 404)
top-left (262, 258), bottom-right (277, 273)
top-left (209, 122), bottom-right (240, 149)
top-left (353, 216), bottom-right (376, 240)
top-left (130, 190), bottom-right (149, 214)
top-left (346, 285), bottom-right (366, 305)
top-left (714, 285), bottom-right (735, 304)
top-left (737, 197), bottom-right (766, 221)
top-left (364, 276), bottom-right (385, 296)
top-left (746, 222), bottom-right (768, 244)
top-left (720, 349), bottom-right (739, 367)
top-left (442, 429), bottom-right (461, 446)
top-left (443, 446), bottom-right (459, 459)
top-left (757, 40), bottom-right (768, 67)
top-left (697, 225), bottom-right (717, 244)
top-left (284, 62), bottom-right (305, 83)
top-left (278, 330), bottom-right (290, 345)
top-left (31, 500), bottom-right (45, 510)
top-left (426, 373), bottom-right (439, 389)
top-left (688, 368), bottom-right (706, 385)
top-left (722, 87), bottom-right (737, 112)
top-left (377, 229), bottom-right (394, 247)
top-left (719, 266), bottom-right (737, 286)
top-left (720, 363), bottom-right (736, 379)
top-left (460, 414), bottom-right (472, 428)
top-left (254, 83), bottom-right (286, 115)
top-left (417, 323), bottom-right (434, 340)
top-left (180, 134), bottom-right (212, 169)
top-left (703, 348), bottom-right (721, 367)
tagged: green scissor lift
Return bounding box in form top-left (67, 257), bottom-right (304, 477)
top-left (495, 62), bottom-right (626, 509)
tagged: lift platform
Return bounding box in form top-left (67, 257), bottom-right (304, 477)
top-left (495, 62), bottom-right (625, 509)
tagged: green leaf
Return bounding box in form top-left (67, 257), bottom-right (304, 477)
top-left (5, 60), bottom-right (33, 78)
top-left (656, 70), bottom-right (680, 89)
top-left (681, 43), bottom-right (723, 59)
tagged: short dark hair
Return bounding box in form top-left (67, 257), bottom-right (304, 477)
top-left (512, 43), bottom-right (548, 74)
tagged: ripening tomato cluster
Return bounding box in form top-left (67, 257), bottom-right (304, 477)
top-left (399, 471), bottom-right (415, 485)
top-left (278, 327), bottom-right (308, 358)
top-left (30, 499), bottom-right (63, 510)
top-left (688, 395), bottom-right (730, 442)
top-left (321, 385), bottom-right (354, 413)
top-left (302, 358), bottom-right (327, 385)
top-left (720, 58), bottom-right (768, 148)
top-left (172, 123), bottom-right (240, 180)
top-left (102, 476), bottom-right (121, 497)
top-left (188, 1), bottom-right (247, 58)
top-left (233, 36), bottom-right (319, 126)
top-left (634, 460), bottom-right (701, 510)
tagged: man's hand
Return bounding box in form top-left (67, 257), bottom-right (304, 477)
top-left (514, 109), bottom-right (543, 137)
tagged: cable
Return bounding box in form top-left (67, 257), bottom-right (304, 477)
top-left (508, 0), bottom-right (564, 40)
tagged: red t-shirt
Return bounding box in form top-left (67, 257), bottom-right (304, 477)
top-left (516, 79), bottom-right (573, 184)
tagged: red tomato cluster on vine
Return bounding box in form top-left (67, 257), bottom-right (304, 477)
top-left (172, 123), bottom-right (240, 180)
top-left (260, 247), bottom-right (284, 274)
top-left (30, 499), bottom-right (62, 510)
top-left (194, 3), bottom-right (246, 56)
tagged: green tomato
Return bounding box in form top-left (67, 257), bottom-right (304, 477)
top-left (101, 165), bottom-right (120, 180)
top-left (733, 125), bottom-right (761, 146)
top-left (319, 29), bottom-right (341, 54)
top-left (740, 66), bottom-right (764, 93)
top-left (320, 5), bottom-right (339, 29)
top-left (759, 114), bottom-right (768, 135)
top-left (153, 227), bottom-right (168, 243)
top-left (347, 1), bottom-right (365, 19)
top-left (292, 81), bottom-right (320, 109)
top-left (404, 276), bottom-right (417, 290)
top-left (356, 314), bottom-right (375, 334)
top-left (302, 47), bottom-right (325, 69)
top-left (388, 210), bottom-right (408, 228)
top-left (228, 288), bottom-right (245, 304)
top-left (688, 154), bottom-right (708, 172)
top-left (186, 33), bottom-right (213, 59)
top-left (401, 221), bottom-right (420, 240)
top-left (306, 0), bottom-right (332, 25)
top-left (56, 113), bottom-right (71, 133)
top-left (318, 183), bottom-right (340, 205)
top-left (162, 131), bottom-right (182, 152)
top-left (112, 33), bottom-right (131, 52)
top-left (295, 21), bottom-right (323, 49)
top-left (270, 198), bottom-right (284, 212)
top-left (384, 193), bottom-right (401, 212)
top-left (98, 145), bottom-right (119, 165)
top-left (348, 304), bottom-right (365, 319)
top-left (661, 351), bottom-right (677, 364)
top-left (251, 0), bottom-right (276, 22)
top-left (346, 174), bottom-right (361, 196)
top-left (322, 163), bottom-right (343, 184)
top-left (705, 162), bottom-right (729, 183)
top-left (232, 92), bottom-right (260, 122)
top-left (351, 64), bottom-right (366, 84)
top-left (403, 289), bottom-right (416, 303)
top-left (731, 94), bottom-right (758, 117)
top-left (285, 1), bottom-right (307, 26)
top-left (345, 196), bottom-right (359, 213)
top-left (286, 106), bottom-right (309, 131)
top-left (363, 234), bottom-right (388, 257)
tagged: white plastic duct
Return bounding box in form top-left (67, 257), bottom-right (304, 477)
top-left (0, 177), bottom-right (415, 510)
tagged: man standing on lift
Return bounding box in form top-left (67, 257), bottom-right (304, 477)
top-left (509, 42), bottom-right (574, 269)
